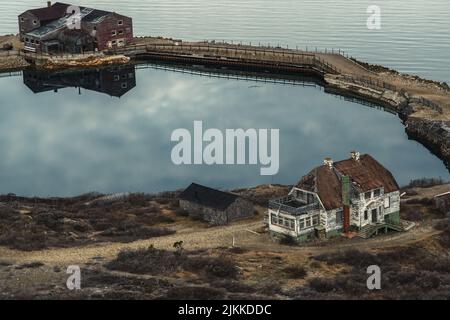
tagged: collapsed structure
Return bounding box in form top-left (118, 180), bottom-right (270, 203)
top-left (18, 2), bottom-right (133, 53)
top-left (268, 152), bottom-right (403, 241)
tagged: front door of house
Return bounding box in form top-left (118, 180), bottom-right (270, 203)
top-left (371, 209), bottom-right (378, 223)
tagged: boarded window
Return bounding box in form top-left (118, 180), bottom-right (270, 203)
top-left (384, 197), bottom-right (390, 208)
top-left (305, 218), bottom-right (311, 228)
top-left (336, 210), bottom-right (343, 224)
top-left (312, 215), bottom-right (319, 226)
top-left (271, 213), bottom-right (278, 225)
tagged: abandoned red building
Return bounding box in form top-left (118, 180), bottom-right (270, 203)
top-left (18, 2), bottom-right (133, 53)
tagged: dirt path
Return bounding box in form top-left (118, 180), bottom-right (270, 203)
top-left (0, 219), bottom-right (441, 266)
top-left (0, 220), bottom-right (264, 264)
top-left (316, 53), bottom-right (373, 77)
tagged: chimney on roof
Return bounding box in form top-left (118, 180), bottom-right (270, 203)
top-left (47, 1), bottom-right (52, 7)
top-left (350, 150), bottom-right (360, 161)
top-left (323, 157), bottom-right (333, 169)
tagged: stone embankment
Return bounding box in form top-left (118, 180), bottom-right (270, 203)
top-left (40, 54), bottom-right (130, 70)
top-left (324, 73), bottom-right (450, 169)
top-left (0, 54), bottom-right (29, 71)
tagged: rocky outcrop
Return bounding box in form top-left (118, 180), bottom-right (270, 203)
top-left (0, 55), bottom-right (30, 71)
top-left (40, 54), bottom-right (131, 70)
top-left (324, 74), bottom-right (450, 170)
top-left (405, 119), bottom-right (450, 168)
top-left (324, 74), bottom-right (408, 112)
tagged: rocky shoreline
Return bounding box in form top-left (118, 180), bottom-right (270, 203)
top-left (324, 74), bottom-right (450, 170)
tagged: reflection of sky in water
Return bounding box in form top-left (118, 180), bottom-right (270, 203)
top-left (0, 68), bottom-right (448, 197)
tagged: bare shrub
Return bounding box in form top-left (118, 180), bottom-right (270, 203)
top-left (184, 256), bottom-right (239, 279)
top-left (405, 197), bottom-right (433, 206)
top-left (162, 286), bottom-right (226, 300)
top-left (434, 219), bottom-right (450, 247)
top-left (228, 247), bottom-right (248, 254)
top-left (283, 265), bottom-right (308, 279)
top-left (407, 177), bottom-right (445, 188)
top-left (279, 235), bottom-right (296, 246)
top-left (106, 247), bottom-right (239, 280)
top-left (308, 278), bottom-right (335, 293)
top-left (106, 246), bottom-right (180, 274)
top-left (209, 279), bottom-right (256, 294)
top-left (15, 262), bottom-right (44, 269)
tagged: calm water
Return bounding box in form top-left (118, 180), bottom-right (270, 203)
top-left (0, 65), bottom-right (447, 196)
top-left (1, 0), bottom-right (449, 81)
top-left (0, 1), bottom-right (449, 196)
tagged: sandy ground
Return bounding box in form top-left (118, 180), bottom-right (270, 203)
top-left (0, 214), bottom-right (441, 266)
top-left (0, 183), bottom-right (447, 299)
top-left (406, 183), bottom-right (450, 200)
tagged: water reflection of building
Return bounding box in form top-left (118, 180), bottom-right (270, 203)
top-left (23, 65), bottom-right (136, 97)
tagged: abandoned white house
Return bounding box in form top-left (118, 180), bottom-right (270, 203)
top-left (179, 183), bottom-right (254, 225)
top-left (268, 152), bottom-right (402, 242)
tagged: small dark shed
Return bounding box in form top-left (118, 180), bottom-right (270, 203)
top-left (179, 183), bottom-right (254, 225)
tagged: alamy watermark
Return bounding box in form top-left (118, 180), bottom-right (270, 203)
top-left (66, 265), bottom-right (81, 290)
top-left (171, 121), bottom-right (279, 176)
top-left (66, 5), bottom-right (82, 30)
top-left (367, 265), bottom-right (381, 290)
top-left (367, 5), bottom-right (381, 30)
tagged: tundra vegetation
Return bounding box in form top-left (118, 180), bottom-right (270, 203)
top-left (0, 193), bottom-right (177, 250)
top-left (0, 183), bottom-right (449, 299)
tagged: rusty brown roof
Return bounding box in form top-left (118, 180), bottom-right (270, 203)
top-left (296, 154), bottom-right (399, 210)
top-left (21, 2), bottom-right (70, 22)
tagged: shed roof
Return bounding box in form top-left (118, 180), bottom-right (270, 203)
top-left (296, 154), bottom-right (399, 210)
top-left (179, 183), bottom-right (240, 211)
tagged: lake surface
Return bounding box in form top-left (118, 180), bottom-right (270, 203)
top-left (0, 1), bottom-right (449, 196)
top-left (0, 65), bottom-right (448, 196)
top-left (1, 0), bottom-right (449, 82)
